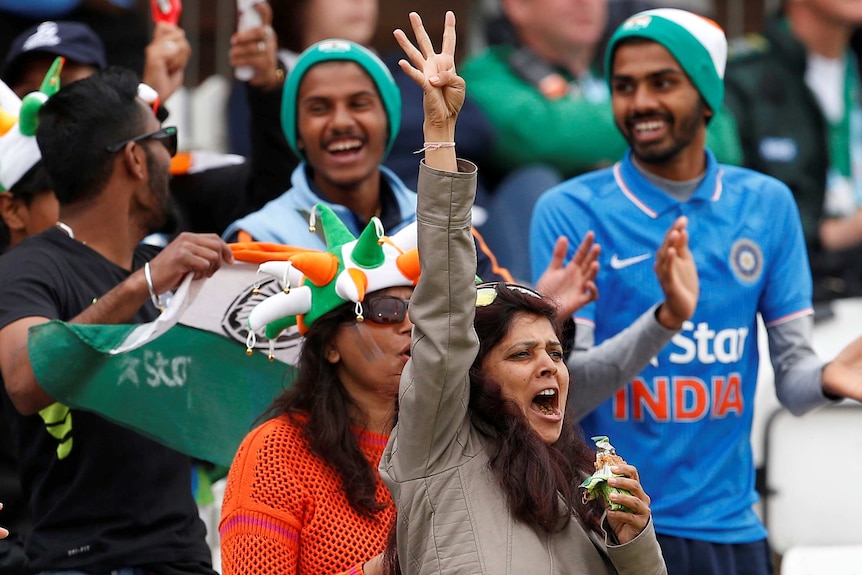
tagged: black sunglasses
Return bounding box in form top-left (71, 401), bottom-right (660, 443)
top-left (106, 126), bottom-right (178, 157)
top-left (352, 295), bottom-right (410, 325)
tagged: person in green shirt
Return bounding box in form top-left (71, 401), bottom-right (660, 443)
top-left (723, 0), bottom-right (862, 300)
top-left (462, 0), bottom-right (626, 181)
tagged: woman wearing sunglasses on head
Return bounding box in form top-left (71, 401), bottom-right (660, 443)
top-left (378, 12), bottom-right (667, 575)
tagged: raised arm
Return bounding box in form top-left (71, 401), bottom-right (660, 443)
top-left (228, 1), bottom-right (282, 91)
top-left (143, 21), bottom-right (192, 102)
top-left (385, 12), bottom-right (479, 477)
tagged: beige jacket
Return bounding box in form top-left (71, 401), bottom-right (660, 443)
top-left (379, 161), bottom-right (667, 575)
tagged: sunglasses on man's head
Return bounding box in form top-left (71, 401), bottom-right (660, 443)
top-left (350, 295), bottom-right (410, 325)
top-left (475, 282), bottom-right (542, 307)
top-left (105, 126), bottom-right (178, 158)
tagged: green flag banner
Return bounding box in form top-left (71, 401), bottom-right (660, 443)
top-left (28, 262), bottom-right (303, 467)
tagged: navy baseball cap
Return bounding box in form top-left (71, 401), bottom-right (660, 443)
top-left (2, 21), bottom-right (107, 86)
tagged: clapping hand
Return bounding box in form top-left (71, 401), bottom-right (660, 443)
top-left (536, 233), bottom-right (601, 321)
top-left (655, 216), bottom-right (698, 329)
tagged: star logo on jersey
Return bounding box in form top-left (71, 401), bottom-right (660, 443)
top-left (729, 239), bottom-right (763, 283)
top-left (610, 252), bottom-right (652, 270)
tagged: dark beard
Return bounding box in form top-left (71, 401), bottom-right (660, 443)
top-left (152, 196), bottom-right (181, 236)
top-left (143, 144), bottom-right (174, 234)
top-left (633, 141), bottom-right (688, 165)
top-left (624, 100), bottom-right (706, 166)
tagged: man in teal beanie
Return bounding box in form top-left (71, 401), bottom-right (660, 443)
top-left (603, 9), bottom-right (727, 118)
top-left (281, 39), bottom-right (401, 162)
top-left (223, 38), bottom-right (513, 283)
top-left (223, 38), bottom-right (414, 250)
top-left (532, 7), bottom-right (862, 575)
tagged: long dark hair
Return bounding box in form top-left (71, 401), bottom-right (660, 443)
top-left (264, 302), bottom-right (388, 517)
top-left (470, 283), bottom-right (604, 533)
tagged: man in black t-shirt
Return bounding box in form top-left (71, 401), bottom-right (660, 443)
top-left (0, 67), bottom-right (233, 574)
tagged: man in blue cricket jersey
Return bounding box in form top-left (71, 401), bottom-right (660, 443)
top-left (530, 8), bottom-right (862, 575)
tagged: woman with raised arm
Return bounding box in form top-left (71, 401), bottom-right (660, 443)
top-left (380, 12), bottom-right (668, 575)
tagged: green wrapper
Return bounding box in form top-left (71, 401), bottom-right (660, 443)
top-left (579, 435), bottom-right (633, 512)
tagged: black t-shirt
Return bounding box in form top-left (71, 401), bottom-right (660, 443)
top-left (0, 227), bottom-right (214, 574)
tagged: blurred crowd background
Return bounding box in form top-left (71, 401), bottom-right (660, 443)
top-left (0, 0), bottom-right (781, 157)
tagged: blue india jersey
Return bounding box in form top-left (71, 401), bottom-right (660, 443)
top-left (530, 150), bottom-right (813, 543)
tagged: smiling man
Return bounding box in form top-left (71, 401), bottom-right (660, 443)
top-left (222, 39), bottom-right (414, 247)
top-left (531, 8), bottom-right (862, 575)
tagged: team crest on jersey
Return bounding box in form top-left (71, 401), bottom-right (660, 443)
top-left (730, 239), bottom-right (763, 283)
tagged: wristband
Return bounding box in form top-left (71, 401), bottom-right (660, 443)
top-left (413, 141), bottom-right (456, 154)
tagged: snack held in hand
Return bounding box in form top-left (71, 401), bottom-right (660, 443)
top-left (580, 435), bottom-right (633, 512)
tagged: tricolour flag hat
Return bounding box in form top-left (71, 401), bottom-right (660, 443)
top-left (232, 203), bottom-right (419, 357)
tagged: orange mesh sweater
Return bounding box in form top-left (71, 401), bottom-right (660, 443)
top-left (219, 414), bottom-right (394, 575)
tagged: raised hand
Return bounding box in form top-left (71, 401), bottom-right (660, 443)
top-left (655, 216), bottom-right (698, 329)
top-left (536, 233), bottom-right (600, 320)
top-left (143, 22), bottom-right (192, 101)
top-left (822, 335), bottom-right (862, 402)
top-left (229, 1), bottom-right (281, 90)
top-left (393, 11), bottom-right (465, 136)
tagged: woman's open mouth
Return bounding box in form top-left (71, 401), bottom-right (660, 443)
top-left (531, 388), bottom-right (561, 418)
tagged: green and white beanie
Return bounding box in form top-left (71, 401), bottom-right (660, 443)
top-left (281, 39), bottom-right (402, 162)
top-left (606, 8), bottom-right (727, 113)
